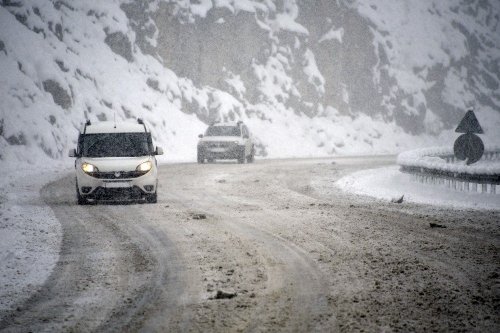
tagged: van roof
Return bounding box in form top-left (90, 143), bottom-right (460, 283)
top-left (82, 121), bottom-right (148, 134)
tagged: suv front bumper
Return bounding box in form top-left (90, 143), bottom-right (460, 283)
top-left (198, 145), bottom-right (244, 160)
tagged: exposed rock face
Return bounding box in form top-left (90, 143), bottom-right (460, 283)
top-left (154, 6), bottom-right (269, 94)
top-left (123, 0), bottom-right (500, 135)
top-left (104, 31), bottom-right (133, 62)
top-left (298, 1), bottom-right (380, 117)
top-left (42, 80), bottom-right (72, 110)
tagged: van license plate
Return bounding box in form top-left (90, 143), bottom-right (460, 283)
top-left (105, 182), bottom-right (130, 188)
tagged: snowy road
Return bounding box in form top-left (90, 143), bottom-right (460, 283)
top-left (1, 157), bottom-right (499, 332)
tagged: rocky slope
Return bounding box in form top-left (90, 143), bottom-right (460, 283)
top-left (0, 0), bottom-right (499, 164)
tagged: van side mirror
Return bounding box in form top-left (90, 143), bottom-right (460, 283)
top-left (198, 134), bottom-right (203, 138)
top-left (68, 149), bottom-right (77, 157)
top-left (155, 146), bottom-right (164, 155)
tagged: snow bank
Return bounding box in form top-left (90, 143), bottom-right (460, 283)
top-left (397, 147), bottom-right (500, 175)
top-left (335, 166), bottom-right (500, 210)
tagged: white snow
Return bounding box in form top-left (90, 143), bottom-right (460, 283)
top-left (319, 27), bottom-right (344, 44)
top-left (224, 73), bottom-right (246, 98)
top-left (190, 0), bottom-right (213, 18)
top-left (397, 147), bottom-right (500, 175)
top-left (335, 166), bottom-right (500, 210)
top-left (269, 1), bottom-right (309, 35)
top-left (302, 48), bottom-right (325, 95)
top-left (0, 164), bottom-right (67, 311)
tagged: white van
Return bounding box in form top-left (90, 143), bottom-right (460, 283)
top-left (69, 119), bottom-right (163, 204)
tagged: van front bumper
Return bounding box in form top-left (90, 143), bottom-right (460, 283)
top-left (76, 168), bottom-right (157, 200)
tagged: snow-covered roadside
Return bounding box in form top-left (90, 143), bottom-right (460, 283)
top-left (0, 164), bottom-right (69, 312)
top-left (334, 166), bottom-right (500, 210)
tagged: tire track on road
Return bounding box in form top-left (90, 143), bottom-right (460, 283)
top-left (162, 163), bottom-right (337, 332)
top-left (1, 175), bottom-right (203, 333)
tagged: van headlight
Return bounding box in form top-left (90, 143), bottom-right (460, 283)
top-left (82, 162), bottom-right (98, 174)
top-left (136, 161), bottom-right (152, 172)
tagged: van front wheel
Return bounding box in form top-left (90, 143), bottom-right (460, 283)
top-left (76, 183), bottom-right (89, 205)
top-left (146, 192), bottom-right (157, 203)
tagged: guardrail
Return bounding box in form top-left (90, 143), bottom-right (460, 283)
top-left (397, 147), bottom-right (500, 194)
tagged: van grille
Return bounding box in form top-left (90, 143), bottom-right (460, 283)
top-left (89, 171), bottom-right (147, 179)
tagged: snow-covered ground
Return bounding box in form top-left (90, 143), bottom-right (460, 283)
top-left (335, 166), bottom-right (500, 210)
top-left (0, 165), bottom-right (68, 311)
top-left (2, 156), bottom-right (497, 314)
top-left (1, 0), bottom-right (499, 322)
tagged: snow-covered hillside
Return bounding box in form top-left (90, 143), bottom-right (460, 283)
top-left (0, 0), bottom-right (499, 166)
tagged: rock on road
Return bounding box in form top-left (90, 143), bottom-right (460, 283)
top-left (0, 157), bottom-right (498, 332)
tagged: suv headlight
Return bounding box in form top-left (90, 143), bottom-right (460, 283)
top-left (82, 162), bottom-right (98, 174)
top-left (136, 161), bottom-right (152, 172)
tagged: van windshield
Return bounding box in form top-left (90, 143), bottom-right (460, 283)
top-left (205, 126), bottom-right (240, 137)
top-left (80, 133), bottom-right (153, 157)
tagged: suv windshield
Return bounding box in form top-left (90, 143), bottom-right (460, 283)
top-left (206, 126), bottom-right (241, 137)
top-left (80, 133), bottom-right (153, 157)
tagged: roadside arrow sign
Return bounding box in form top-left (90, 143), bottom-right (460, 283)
top-left (453, 109), bottom-right (484, 165)
top-left (455, 110), bottom-right (483, 134)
